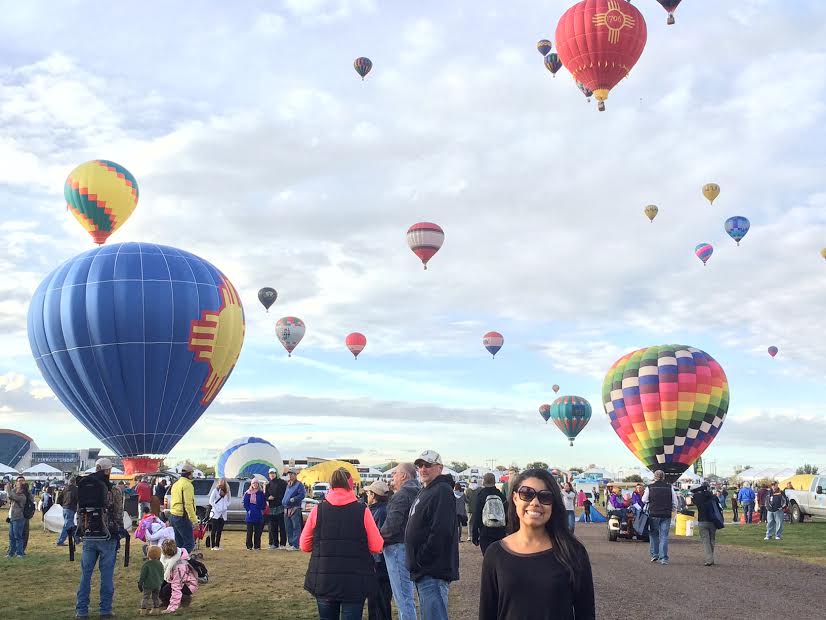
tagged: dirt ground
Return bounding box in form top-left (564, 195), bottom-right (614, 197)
top-left (449, 522), bottom-right (826, 619)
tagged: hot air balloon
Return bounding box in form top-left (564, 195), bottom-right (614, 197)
top-left (549, 395), bottom-right (592, 446)
top-left (576, 80), bottom-right (593, 102)
top-left (64, 160), bottom-right (139, 245)
top-left (27, 243), bottom-right (245, 474)
top-left (276, 317), bottom-right (305, 357)
top-left (537, 39), bottom-right (553, 56)
top-left (258, 287), bottom-right (277, 312)
top-left (656, 0), bottom-right (682, 25)
top-left (601, 345), bottom-right (729, 483)
top-left (644, 205), bottom-right (658, 223)
top-left (354, 57), bottom-right (372, 80)
top-left (539, 404), bottom-right (551, 423)
top-left (544, 53), bottom-right (563, 77)
top-left (767, 346), bottom-right (778, 358)
top-left (216, 437), bottom-right (282, 479)
top-left (345, 332), bottom-right (367, 359)
top-left (821, 248), bottom-right (826, 261)
top-left (695, 243), bottom-right (713, 266)
top-left (724, 216), bottom-right (750, 246)
top-left (482, 332), bottom-right (504, 358)
top-left (555, 0), bottom-right (648, 111)
top-left (552, 384), bottom-right (560, 394)
top-left (702, 183), bottom-right (720, 204)
top-left (406, 222), bottom-right (444, 270)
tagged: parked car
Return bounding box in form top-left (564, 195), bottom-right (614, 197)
top-left (786, 475), bottom-right (826, 522)
top-left (311, 482), bottom-right (330, 500)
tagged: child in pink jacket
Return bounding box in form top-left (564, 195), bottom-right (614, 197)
top-left (160, 540), bottom-right (199, 613)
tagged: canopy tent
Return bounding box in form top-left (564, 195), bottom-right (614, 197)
top-left (0, 462), bottom-right (18, 475)
top-left (458, 466), bottom-right (498, 481)
top-left (83, 466), bottom-right (124, 474)
top-left (297, 460), bottom-right (361, 487)
top-left (21, 463), bottom-right (64, 478)
top-left (737, 467), bottom-right (796, 483)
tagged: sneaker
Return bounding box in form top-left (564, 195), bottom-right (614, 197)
top-left (775, 536), bottom-right (781, 540)
top-left (269, 545), bottom-right (277, 550)
top-left (660, 560), bottom-right (668, 565)
top-left (764, 537), bottom-right (771, 541)
top-left (650, 556), bottom-right (659, 562)
top-left (214, 547), bottom-right (221, 551)
top-left (56, 542), bottom-right (66, 546)
top-left (704, 562), bottom-right (714, 566)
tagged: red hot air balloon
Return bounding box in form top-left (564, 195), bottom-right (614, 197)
top-left (555, 0), bottom-right (647, 111)
top-left (346, 332), bottom-right (367, 359)
top-left (406, 222), bottom-right (444, 270)
top-left (767, 346), bottom-right (778, 358)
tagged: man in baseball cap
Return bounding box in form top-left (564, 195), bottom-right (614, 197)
top-left (169, 463), bottom-right (197, 554)
top-left (405, 450), bottom-right (459, 619)
top-left (282, 467), bottom-right (305, 550)
top-left (266, 467), bottom-right (287, 549)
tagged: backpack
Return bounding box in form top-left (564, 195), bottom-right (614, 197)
top-left (76, 471), bottom-right (118, 540)
top-left (187, 556), bottom-right (209, 584)
top-left (481, 493), bottom-right (506, 528)
top-left (22, 493), bottom-right (36, 520)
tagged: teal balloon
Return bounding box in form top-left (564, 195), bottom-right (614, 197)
top-left (724, 216), bottom-right (750, 246)
top-left (549, 396), bottom-right (592, 446)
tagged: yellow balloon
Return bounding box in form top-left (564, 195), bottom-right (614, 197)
top-left (702, 183), bottom-right (720, 205)
top-left (644, 204), bottom-right (658, 223)
top-left (821, 248), bottom-right (826, 260)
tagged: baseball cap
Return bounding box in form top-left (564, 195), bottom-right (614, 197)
top-left (414, 450), bottom-right (442, 467)
top-left (180, 463), bottom-right (195, 474)
top-left (268, 468), bottom-right (278, 474)
top-left (95, 457), bottom-right (114, 471)
top-left (365, 480), bottom-right (389, 496)
top-left (286, 467), bottom-right (298, 474)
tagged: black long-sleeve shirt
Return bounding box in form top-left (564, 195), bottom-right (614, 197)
top-left (479, 540), bottom-right (595, 620)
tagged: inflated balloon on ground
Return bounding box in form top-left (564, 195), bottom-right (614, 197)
top-left (216, 437), bottom-right (282, 479)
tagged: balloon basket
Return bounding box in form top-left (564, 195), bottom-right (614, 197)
top-left (122, 457), bottom-right (165, 475)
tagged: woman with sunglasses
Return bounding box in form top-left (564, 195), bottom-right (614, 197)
top-left (479, 468), bottom-right (594, 620)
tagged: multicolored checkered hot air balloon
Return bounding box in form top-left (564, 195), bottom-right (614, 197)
top-left (601, 345), bottom-right (730, 483)
top-left (64, 160), bottom-right (139, 244)
top-left (482, 331), bottom-right (504, 358)
top-left (695, 243), bottom-right (713, 266)
top-left (27, 243), bottom-right (245, 469)
top-left (539, 404), bottom-right (551, 423)
top-left (549, 395), bottom-right (592, 446)
top-left (345, 332), bottom-right (367, 360)
top-left (406, 222), bottom-right (444, 270)
top-left (276, 317), bottom-right (305, 357)
top-left (724, 216), bottom-right (750, 246)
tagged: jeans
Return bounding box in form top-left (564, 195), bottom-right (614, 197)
top-left (171, 515), bottom-right (195, 554)
top-left (648, 516), bottom-right (671, 562)
top-left (246, 521), bottom-right (264, 549)
top-left (285, 509), bottom-right (302, 548)
top-left (742, 501), bottom-right (755, 523)
top-left (416, 575), bottom-right (449, 620)
top-left (584, 508), bottom-right (591, 522)
top-left (766, 510), bottom-right (784, 539)
top-left (268, 511), bottom-right (286, 547)
top-left (7, 518), bottom-right (24, 557)
top-left (317, 598), bottom-right (365, 620)
top-left (75, 538), bottom-right (117, 617)
top-left (697, 522), bottom-right (716, 564)
top-left (731, 503), bottom-right (739, 523)
top-left (383, 543), bottom-right (417, 620)
top-left (566, 510), bottom-right (576, 533)
top-left (57, 508), bottom-right (76, 545)
top-left (138, 501), bottom-right (151, 520)
top-left (759, 506), bottom-right (767, 523)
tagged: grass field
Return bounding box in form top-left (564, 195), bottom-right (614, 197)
top-left (716, 520), bottom-right (826, 566)
top-left (0, 525), bottom-right (320, 618)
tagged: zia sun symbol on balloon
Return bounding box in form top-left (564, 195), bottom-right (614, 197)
top-left (593, 0), bottom-right (636, 45)
top-left (188, 278), bottom-right (245, 405)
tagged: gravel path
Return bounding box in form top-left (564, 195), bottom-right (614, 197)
top-left (448, 522), bottom-right (826, 619)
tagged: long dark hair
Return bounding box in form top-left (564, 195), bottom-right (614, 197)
top-left (506, 468), bottom-right (589, 589)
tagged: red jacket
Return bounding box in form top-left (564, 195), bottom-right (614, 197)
top-left (300, 488), bottom-right (383, 554)
top-left (135, 481), bottom-right (152, 503)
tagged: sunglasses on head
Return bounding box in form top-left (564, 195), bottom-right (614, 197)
top-left (517, 486), bottom-right (554, 505)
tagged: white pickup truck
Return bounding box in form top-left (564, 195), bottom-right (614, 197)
top-left (786, 475), bottom-right (826, 523)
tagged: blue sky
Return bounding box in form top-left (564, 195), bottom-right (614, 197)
top-left (1, 0), bottom-right (825, 475)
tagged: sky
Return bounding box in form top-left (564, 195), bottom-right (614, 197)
top-left (1, 0), bottom-right (825, 476)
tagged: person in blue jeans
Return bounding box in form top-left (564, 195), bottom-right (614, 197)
top-left (57, 477), bottom-right (78, 546)
top-left (737, 484), bottom-right (756, 524)
top-left (75, 458), bottom-right (124, 619)
top-left (381, 463), bottom-right (421, 620)
top-left (641, 470), bottom-right (678, 565)
top-left (282, 468), bottom-right (305, 549)
top-left (5, 477), bottom-right (28, 557)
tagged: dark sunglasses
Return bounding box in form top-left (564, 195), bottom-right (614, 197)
top-left (416, 462), bottom-right (435, 469)
top-left (517, 486), bottom-right (554, 505)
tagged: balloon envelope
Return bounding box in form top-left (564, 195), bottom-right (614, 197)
top-left (345, 332), bottom-right (367, 359)
top-left (656, 0), bottom-right (682, 24)
top-left (216, 437), bottom-right (282, 479)
top-left (644, 205), bottom-right (658, 222)
top-left (767, 346), bottom-right (778, 358)
top-left (406, 222), bottom-right (444, 269)
top-left (354, 57), bottom-right (372, 79)
top-left (27, 243), bottom-right (245, 457)
top-left (537, 39), bottom-right (553, 56)
top-left (482, 331), bottom-right (504, 358)
top-left (258, 287), bottom-right (277, 311)
top-left (552, 384), bottom-right (560, 394)
top-left (550, 395), bottom-right (592, 446)
top-left (601, 345), bottom-right (729, 483)
top-left (544, 53), bottom-right (563, 76)
top-left (724, 216), bottom-right (750, 246)
top-left (695, 243), bottom-right (713, 265)
top-left (702, 183), bottom-right (720, 204)
top-left (539, 404), bottom-right (551, 423)
top-left (276, 317), bottom-right (305, 356)
top-left (64, 160), bottom-right (139, 244)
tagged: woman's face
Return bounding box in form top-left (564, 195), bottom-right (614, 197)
top-left (513, 476), bottom-right (553, 529)
top-left (250, 481), bottom-right (259, 491)
top-left (366, 490), bottom-right (376, 505)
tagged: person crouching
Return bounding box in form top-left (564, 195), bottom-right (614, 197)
top-left (160, 539), bottom-right (198, 613)
top-left (138, 545), bottom-right (164, 615)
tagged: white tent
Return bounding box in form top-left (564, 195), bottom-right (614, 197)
top-left (21, 463), bottom-right (64, 478)
top-left (0, 462), bottom-right (18, 475)
top-left (738, 467), bottom-right (796, 483)
top-left (458, 466), bottom-right (497, 482)
top-left (83, 466), bottom-right (124, 474)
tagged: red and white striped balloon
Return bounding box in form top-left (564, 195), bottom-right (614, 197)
top-left (345, 332), bottom-right (367, 359)
top-left (406, 222), bottom-right (444, 270)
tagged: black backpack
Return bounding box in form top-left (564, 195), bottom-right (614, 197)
top-left (188, 556), bottom-right (209, 584)
top-left (22, 493), bottom-right (36, 520)
top-left (76, 471), bottom-right (118, 540)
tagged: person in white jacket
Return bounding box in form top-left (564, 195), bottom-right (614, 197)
top-left (209, 479), bottom-right (231, 551)
top-left (145, 518), bottom-right (176, 548)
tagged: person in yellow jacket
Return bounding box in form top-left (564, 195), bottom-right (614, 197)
top-left (169, 463), bottom-right (197, 554)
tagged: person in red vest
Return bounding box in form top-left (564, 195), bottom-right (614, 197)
top-left (135, 477), bottom-right (153, 521)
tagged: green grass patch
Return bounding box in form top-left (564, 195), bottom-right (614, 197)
top-left (716, 520), bottom-right (826, 566)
